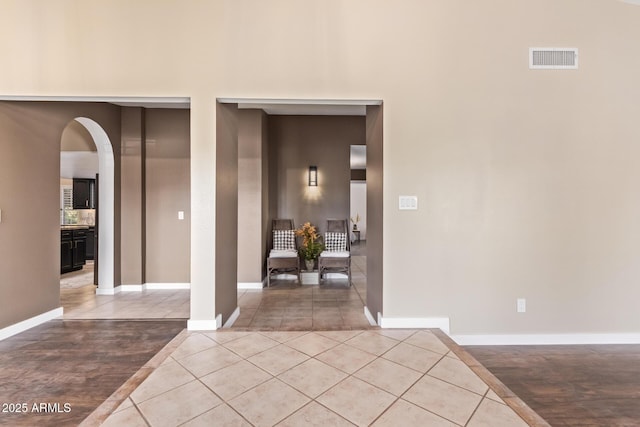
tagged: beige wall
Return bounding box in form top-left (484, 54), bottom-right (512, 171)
top-left (270, 115), bottom-right (365, 234)
top-left (2, 1), bottom-right (640, 335)
top-left (145, 109), bottom-right (191, 283)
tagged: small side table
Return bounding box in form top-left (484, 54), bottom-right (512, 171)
top-left (352, 230), bottom-right (361, 244)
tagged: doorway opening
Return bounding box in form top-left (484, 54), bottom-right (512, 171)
top-left (59, 117), bottom-right (115, 295)
top-left (216, 99), bottom-right (383, 329)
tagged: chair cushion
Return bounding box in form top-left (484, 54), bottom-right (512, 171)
top-left (325, 232), bottom-right (347, 252)
top-left (269, 249), bottom-right (298, 258)
top-left (273, 229), bottom-right (295, 250)
top-left (320, 250), bottom-right (350, 258)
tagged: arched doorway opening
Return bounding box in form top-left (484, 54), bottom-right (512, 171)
top-left (62, 117), bottom-right (116, 293)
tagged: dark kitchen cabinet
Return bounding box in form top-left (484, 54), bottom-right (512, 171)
top-left (61, 228), bottom-right (87, 274)
top-left (73, 178), bottom-right (95, 209)
top-left (86, 226), bottom-right (95, 260)
top-left (61, 231), bottom-right (74, 272)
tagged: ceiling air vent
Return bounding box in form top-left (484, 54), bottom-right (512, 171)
top-left (529, 48), bottom-right (578, 69)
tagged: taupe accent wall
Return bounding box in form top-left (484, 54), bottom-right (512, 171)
top-left (61, 120), bottom-right (97, 152)
top-left (145, 109), bottom-right (191, 283)
top-left (120, 107), bottom-right (144, 285)
top-left (237, 109), bottom-right (270, 283)
top-left (0, 102), bottom-right (121, 329)
top-left (366, 105), bottom-right (384, 319)
top-left (216, 102), bottom-right (239, 323)
top-left (270, 115), bottom-right (366, 234)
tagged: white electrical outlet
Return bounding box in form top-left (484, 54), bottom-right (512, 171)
top-left (178, 211), bottom-right (184, 220)
top-left (517, 298), bottom-right (526, 313)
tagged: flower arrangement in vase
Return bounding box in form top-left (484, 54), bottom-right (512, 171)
top-left (296, 222), bottom-right (324, 271)
top-left (350, 213), bottom-right (360, 231)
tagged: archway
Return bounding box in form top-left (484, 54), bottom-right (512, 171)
top-left (73, 117), bottom-right (116, 292)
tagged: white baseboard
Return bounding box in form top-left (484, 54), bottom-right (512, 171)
top-left (119, 283), bottom-right (190, 292)
top-left (363, 306), bottom-right (378, 326)
top-left (238, 282), bottom-right (264, 290)
top-left (145, 283), bottom-right (190, 290)
top-left (379, 317), bottom-right (451, 334)
top-left (223, 307), bottom-right (240, 328)
top-left (0, 307), bottom-right (64, 341)
top-left (187, 318), bottom-right (219, 331)
top-left (120, 284), bottom-right (143, 292)
top-left (452, 333), bottom-right (640, 346)
top-left (96, 286), bottom-right (120, 295)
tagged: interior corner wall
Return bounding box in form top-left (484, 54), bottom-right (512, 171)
top-left (145, 109), bottom-right (191, 284)
top-left (237, 109), bottom-right (267, 283)
top-left (366, 105), bottom-right (383, 319)
top-left (270, 115), bottom-right (365, 233)
top-left (120, 107), bottom-right (144, 285)
top-left (0, 101), bottom-right (121, 329)
top-left (215, 102), bottom-right (239, 323)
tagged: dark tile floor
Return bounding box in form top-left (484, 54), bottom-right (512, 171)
top-left (0, 319), bottom-right (185, 426)
top-left (467, 344), bottom-right (640, 427)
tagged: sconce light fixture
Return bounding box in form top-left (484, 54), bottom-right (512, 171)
top-left (308, 165), bottom-right (318, 186)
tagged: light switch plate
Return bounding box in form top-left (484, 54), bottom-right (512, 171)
top-left (399, 196), bottom-right (418, 210)
top-left (178, 211), bottom-right (184, 220)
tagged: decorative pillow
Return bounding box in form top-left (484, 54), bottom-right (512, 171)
top-left (325, 232), bottom-right (347, 252)
top-left (273, 229), bottom-right (295, 251)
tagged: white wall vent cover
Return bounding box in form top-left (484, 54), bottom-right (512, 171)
top-left (529, 48), bottom-right (578, 69)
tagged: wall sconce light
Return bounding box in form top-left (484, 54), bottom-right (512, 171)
top-left (308, 165), bottom-right (318, 186)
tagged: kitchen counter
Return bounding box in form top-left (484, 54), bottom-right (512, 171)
top-left (61, 225), bottom-right (91, 230)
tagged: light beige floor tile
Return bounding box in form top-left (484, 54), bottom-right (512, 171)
top-left (259, 331), bottom-right (308, 343)
top-left (204, 331), bottom-right (251, 344)
top-left (178, 345), bottom-right (243, 378)
top-left (316, 343), bottom-right (377, 374)
top-left (223, 333), bottom-right (280, 358)
top-left (200, 360), bottom-right (272, 401)
top-left (181, 403), bottom-right (252, 427)
top-left (381, 342), bottom-right (442, 373)
top-left (130, 359), bottom-right (196, 403)
top-left (428, 356), bottom-right (489, 395)
top-left (101, 405), bottom-right (148, 427)
top-left (354, 357), bottom-right (422, 396)
top-left (315, 330), bottom-right (363, 342)
top-left (170, 333), bottom-right (218, 360)
top-left (277, 401), bottom-right (355, 427)
top-left (404, 330), bottom-right (450, 354)
top-left (403, 375), bottom-right (483, 425)
top-left (248, 344), bottom-right (309, 376)
top-left (485, 388), bottom-right (506, 404)
top-left (285, 332), bottom-right (340, 356)
top-left (372, 399), bottom-right (457, 427)
top-left (278, 358), bottom-right (348, 398)
top-left (228, 378), bottom-right (310, 427)
top-left (344, 331), bottom-right (399, 356)
top-left (137, 380), bottom-right (222, 427)
top-left (467, 398), bottom-right (530, 427)
top-left (374, 329), bottom-right (417, 341)
top-left (316, 376), bottom-right (396, 426)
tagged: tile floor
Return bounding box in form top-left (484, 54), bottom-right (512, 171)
top-left (98, 329), bottom-right (531, 426)
top-left (234, 255), bottom-right (370, 330)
